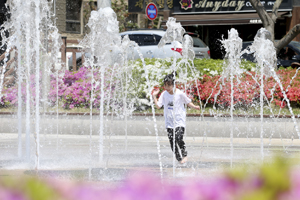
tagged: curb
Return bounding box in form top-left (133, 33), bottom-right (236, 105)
top-left (0, 112), bottom-right (299, 118)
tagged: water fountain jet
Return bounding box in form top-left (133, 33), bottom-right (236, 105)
top-left (1, 2), bottom-right (300, 183)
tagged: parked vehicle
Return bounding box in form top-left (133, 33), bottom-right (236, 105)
top-left (68, 30), bottom-right (210, 69)
top-left (120, 30), bottom-right (181, 60)
top-left (277, 41), bottom-right (300, 67)
top-left (241, 41), bottom-right (300, 67)
top-left (185, 32), bottom-right (210, 59)
top-left (120, 30), bottom-right (210, 60)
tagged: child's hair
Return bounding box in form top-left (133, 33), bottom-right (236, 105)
top-left (163, 71), bottom-right (177, 85)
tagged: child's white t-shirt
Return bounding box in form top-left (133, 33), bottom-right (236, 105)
top-left (157, 89), bottom-right (191, 129)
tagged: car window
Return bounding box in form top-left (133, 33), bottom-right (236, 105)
top-left (277, 41), bottom-right (300, 60)
top-left (143, 35), bottom-right (156, 46)
top-left (153, 35), bottom-right (162, 45)
top-left (242, 43), bottom-right (250, 50)
top-left (128, 35), bottom-right (142, 46)
top-left (128, 34), bottom-right (157, 46)
top-left (278, 47), bottom-right (297, 60)
top-left (191, 37), bottom-right (206, 48)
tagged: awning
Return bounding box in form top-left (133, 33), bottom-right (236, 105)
top-left (167, 11), bottom-right (288, 26)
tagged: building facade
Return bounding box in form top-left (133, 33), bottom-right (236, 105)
top-left (0, 0), bottom-right (298, 60)
top-left (55, 0), bottom-right (93, 41)
top-left (129, 0), bottom-right (300, 58)
top-left (55, 0), bottom-right (138, 40)
top-left (0, 0), bottom-right (139, 69)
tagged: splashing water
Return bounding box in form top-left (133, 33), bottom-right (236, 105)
top-left (251, 28), bottom-right (300, 142)
top-left (158, 17), bottom-right (206, 176)
top-left (0, 0), bottom-right (61, 169)
top-left (80, 8), bottom-right (165, 179)
top-left (220, 27), bottom-right (300, 163)
top-left (80, 8), bottom-right (122, 162)
top-left (250, 28), bottom-right (277, 160)
top-left (158, 18), bottom-right (185, 50)
top-left (221, 28), bottom-right (244, 167)
top-left (2, 1), bottom-right (300, 183)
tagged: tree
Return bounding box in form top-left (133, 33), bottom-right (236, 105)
top-left (249, 0), bottom-right (300, 54)
top-left (83, 0), bottom-right (138, 33)
top-left (111, 0), bottom-right (138, 32)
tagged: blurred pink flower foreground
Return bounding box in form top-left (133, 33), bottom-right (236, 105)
top-left (1, 157), bottom-right (300, 200)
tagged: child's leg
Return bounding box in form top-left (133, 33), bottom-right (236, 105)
top-left (167, 128), bottom-right (182, 161)
top-left (175, 127), bottom-right (187, 159)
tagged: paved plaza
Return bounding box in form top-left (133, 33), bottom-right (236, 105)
top-left (1, 114), bottom-right (300, 182)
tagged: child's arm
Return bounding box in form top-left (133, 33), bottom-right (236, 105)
top-left (187, 102), bottom-right (200, 110)
top-left (152, 89), bottom-right (161, 109)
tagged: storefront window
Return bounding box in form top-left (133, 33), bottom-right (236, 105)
top-left (66, 0), bottom-right (81, 33)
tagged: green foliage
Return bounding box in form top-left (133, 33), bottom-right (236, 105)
top-left (150, 16), bottom-right (163, 29)
top-left (279, 66), bottom-right (293, 70)
top-left (82, 0), bottom-right (138, 33)
top-left (111, 0), bottom-right (138, 32)
top-left (193, 58), bottom-right (224, 75)
top-left (128, 58), bottom-right (257, 103)
top-left (133, 58), bottom-right (256, 78)
top-left (193, 58), bottom-right (256, 76)
top-left (228, 156), bottom-right (292, 200)
top-left (24, 178), bottom-right (59, 200)
top-left (1, 177), bottom-right (59, 200)
top-left (241, 59), bottom-right (257, 71)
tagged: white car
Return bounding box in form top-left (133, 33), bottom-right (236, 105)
top-left (185, 32), bottom-right (211, 59)
top-left (68, 30), bottom-right (210, 69)
top-left (120, 30), bottom-right (210, 60)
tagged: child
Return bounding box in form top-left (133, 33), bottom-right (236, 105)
top-left (152, 72), bottom-right (200, 164)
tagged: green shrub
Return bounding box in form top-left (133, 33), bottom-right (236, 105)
top-left (193, 58), bottom-right (256, 75)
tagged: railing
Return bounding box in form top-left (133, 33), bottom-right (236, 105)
top-left (61, 37), bottom-right (85, 71)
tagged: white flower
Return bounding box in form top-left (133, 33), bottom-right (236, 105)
top-left (210, 70), bottom-right (218, 76)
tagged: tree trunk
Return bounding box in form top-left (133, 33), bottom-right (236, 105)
top-left (265, 24), bottom-right (275, 42)
top-left (275, 24), bottom-right (300, 54)
top-left (248, 0), bottom-right (280, 41)
top-left (248, 0), bottom-right (300, 54)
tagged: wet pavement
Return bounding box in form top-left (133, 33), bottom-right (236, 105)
top-left (1, 113), bottom-right (300, 182)
top-left (1, 132), bottom-right (300, 182)
top-left (0, 113), bottom-right (300, 138)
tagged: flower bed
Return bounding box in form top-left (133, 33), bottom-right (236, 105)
top-left (157, 68), bottom-right (300, 109)
top-left (0, 59), bottom-right (299, 110)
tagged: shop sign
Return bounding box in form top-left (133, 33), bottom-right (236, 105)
top-left (180, 0), bottom-right (194, 10)
top-left (250, 19), bottom-right (262, 23)
top-left (173, 0), bottom-right (293, 13)
top-left (128, 0), bottom-right (292, 13)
